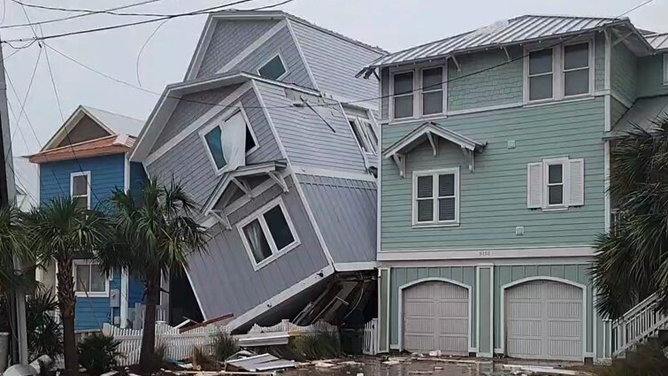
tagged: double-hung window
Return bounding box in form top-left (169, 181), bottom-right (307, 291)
top-left (71, 171), bottom-right (90, 210)
top-left (563, 42), bottom-right (590, 96)
top-left (73, 260), bottom-right (108, 297)
top-left (527, 158), bottom-right (585, 210)
top-left (237, 198), bottom-right (300, 270)
top-left (348, 117), bottom-right (378, 155)
top-left (413, 168), bottom-right (459, 226)
top-left (528, 49), bottom-right (554, 101)
top-left (392, 71), bottom-right (414, 119)
top-left (421, 67), bottom-right (444, 115)
top-left (201, 110), bottom-right (258, 173)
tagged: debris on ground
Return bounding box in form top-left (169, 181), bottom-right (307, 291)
top-left (226, 353), bottom-right (296, 372)
top-left (502, 364), bottom-right (580, 375)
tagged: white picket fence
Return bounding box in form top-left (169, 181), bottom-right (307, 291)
top-left (103, 322), bottom-right (218, 365)
top-left (362, 318), bottom-right (378, 355)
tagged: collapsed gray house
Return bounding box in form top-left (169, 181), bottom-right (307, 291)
top-left (130, 11), bottom-right (385, 331)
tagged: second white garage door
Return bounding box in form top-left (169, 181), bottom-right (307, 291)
top-left (402, 281), bottom-right (469, 355)
top-left (505, 280), bottom-right (583, 361)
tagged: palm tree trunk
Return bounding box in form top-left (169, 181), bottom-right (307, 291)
top-left (139, 273), bottom-right (160, 373)
top-left (56, 258), bottom-right (79, 376)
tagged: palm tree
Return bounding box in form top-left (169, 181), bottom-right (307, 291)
top-left (0, 205), bottom-right (31, 293)
top-left (24, 197), bottom-right (111, 376)
top-left (100, 179), bottom-right (207, 372)
top-left (591, 118), bottom-right (668, 319)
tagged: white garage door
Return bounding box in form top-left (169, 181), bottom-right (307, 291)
top-left (402, 281), bottom-right (469, 355)
top-left (505, 280), bottom-right (583, 361)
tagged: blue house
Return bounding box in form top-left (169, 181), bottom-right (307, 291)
top-left (29, 105), bottom-right (148, 330)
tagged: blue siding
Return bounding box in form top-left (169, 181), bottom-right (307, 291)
top-left (40, 153), bottom-right (128, 330)
top-left (129, 162), bottom-right (147, 198)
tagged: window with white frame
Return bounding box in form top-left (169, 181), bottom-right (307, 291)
top-left (392, 71), bottom-right (414, 119)
top-left (526, 41), bottom-right (592, 102)
top-left (201, 110), bottom-right (258, 173)
top-left (258, 54), bottom-right (287, 80)
top-left (73, 260), bottom-right (109, 297)
top-left (237, 198), bottom-right (300, 270)
top-left (527, 158), bottom-right (584, 210)
top-left (348, 117), bottom-right (378, 155)
top-left (413, 168), bottom-right (459, 226)
top-left (71, 172), bottom-right (90, 210)
top-left (421, 67), bottom-right (444, 115)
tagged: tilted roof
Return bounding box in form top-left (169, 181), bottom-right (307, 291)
top-left (607, 95), bottom-right (668, 139)
top-left (645, 32), bottom-right (668, 51)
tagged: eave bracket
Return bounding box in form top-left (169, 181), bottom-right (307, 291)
top-left (392, 153), bottom-right (406, 178)
top-left (268, 171), bottom-right (289, 193)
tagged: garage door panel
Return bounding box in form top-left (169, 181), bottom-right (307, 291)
top-left (403, 281), bottom-right (469, 355)
top-left (505, 280), bottom-right (583, 361)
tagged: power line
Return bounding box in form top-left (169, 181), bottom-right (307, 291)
top-left (1, 0), bottom-right (167, 30)
top-left (1, 0), bottom-right (260, 40)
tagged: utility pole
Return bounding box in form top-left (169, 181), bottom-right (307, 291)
top-left (0, 40), bottom-right (29, 365)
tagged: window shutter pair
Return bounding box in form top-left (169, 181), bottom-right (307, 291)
top-left (527, 159), bottom-right (584, 209)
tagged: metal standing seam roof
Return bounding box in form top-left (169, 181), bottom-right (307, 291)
top-left (364, 15), bottom-right (629, 69)
top-left (645, 33), bottom-right (668, 51)
top-left (82, 106), bottom-right (145, 137)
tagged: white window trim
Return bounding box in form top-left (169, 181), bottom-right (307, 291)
top-left (389, 62), bottom-right (448, 121)
top-left (419, 66), bottom-right (447, 117)
top-left (73, 259), bottom-right (110, 298)
top-left (70, 171), bottom-right (91, 210)
top-left (236, 197), bottom-right (301, 271)
top-left (523, 38), bottom-right (594, 104)
top-left (347, 116), bottom-right (378, 156)
top-left (257, 53), bottom-right (289, 81)
top-left (663, 53), bottom-right (668, 85)
top-left (198, 105), bottom-right (259, 176)
top-left (411, 167), bottom-right (460, 227)
top-left (543, 157), bottom-right (569, 210)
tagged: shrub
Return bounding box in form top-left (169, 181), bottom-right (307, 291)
top-left (78, 333), bottom-right (121, 376)
top-left (289, 331), bottom-right (340, 360)
top-left (26, 288), bottom-right (62, 360)
top-left (597, 342), bottom-right (668, 376)
top-left (210, 331), bottom-right (239, 361)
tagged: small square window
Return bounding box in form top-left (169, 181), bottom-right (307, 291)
top-left (238, 199), bottom-right (300, 270)
top-left (258, 55), bottom-right (287, 80)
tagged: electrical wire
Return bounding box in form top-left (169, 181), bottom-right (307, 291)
top-left (2, 0), bottom-right (261, 41)
top-left (136, 19), bottom-right (170, 87)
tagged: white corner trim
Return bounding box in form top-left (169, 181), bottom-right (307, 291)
top-left (289, 165), bottom-right (376, 182)
top-left (286, 19), bottom-right (320, 92)
top-left (124, 154), bottom-right (130, 193)
top-left (145, 82), bottom-right (253, 166)
top-left (499, 276), bottom-right (587, 361)
top-left (291, 172), bottom-right (335, 266)
top-left (120, 269), bottom-right (129, 328)
top-left (217, 20), bottom-right (288, 74)
top-left (333, 261), bottom-right (378, 272)
top-left (184, 17), bottom-right (217, 81)
top-left (397, 277), bottom-right (473, 353)
top-left (225, 264), bottom-right (335, 332)
top-left (378, 246), bottom-right (595, 262)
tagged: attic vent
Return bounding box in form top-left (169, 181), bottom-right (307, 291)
top-left (464, 19), bottom-right (510, 41)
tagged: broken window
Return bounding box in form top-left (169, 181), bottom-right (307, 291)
top-left (201, 110), bottom-right (257, 173)
top-left (348, 117), bottom-right (378, 155)
top-left (238, 198), bottom-right (300, 269)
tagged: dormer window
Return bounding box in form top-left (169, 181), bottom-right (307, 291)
top-left (421, 67), bottom-right (444, 115)
top-left (563, 43), bottom-right (590, 96)
top-left (258, 54), bottom-right (287, 80)
top-left (390, 64), bottom-right (447, 121)
top-left (528, 49), bottom-right (554, 101)
top-left (200, 109), bottom-right (258, 174)
top-left (392, 71), bottom-right (414, 119)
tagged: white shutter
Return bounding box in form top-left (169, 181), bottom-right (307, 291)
top-left (221, 112), bottom-right (247, 171)
top-left (527, 162), bottom-right (543, 208)
top-left (568, 158), bottom-right (585, 207)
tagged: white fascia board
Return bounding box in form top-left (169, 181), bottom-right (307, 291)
top-left (378, 246), bottom-right (595, 262)
top-left (184, 15), bottom-right (217, 81)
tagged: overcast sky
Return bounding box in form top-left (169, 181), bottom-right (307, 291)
top-left (2, 0), bottom-right (667, 161)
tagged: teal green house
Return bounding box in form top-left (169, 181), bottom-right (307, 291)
top-left (360, 15), bottom-right (668, 362)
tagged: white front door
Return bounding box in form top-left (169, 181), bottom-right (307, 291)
top-left (505, 280), bottom-right (583, 361)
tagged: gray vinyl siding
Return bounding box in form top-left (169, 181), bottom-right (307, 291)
top-left (636, 54), bottom-right (668, 98)
top-left (197, 20), bottom-right (280, 78)
top-left (257, 81), bottom-right (367, 172)
top-left (381, 98), bottom-right (605, 251)
top-left (230, 25), bottom-right (314, 90)
top-left (152, 84), bottom-right (242, 153)
top-left (611, 97), bottom-right (629, 127)
top-left (611, 42), bottom-right (637, 104)
top-left (298, 174), bottom-right (376, 264)
top-left (186, 176), bottom-right (329, 320)
top-left (448, 48), bottom-right (523, 112)
top-left (289, 19), bottom-right (382, 102)
top-left (146, 88), bottom-right (282, 210)
top-left (57, 116), bottom-right (110, 147)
